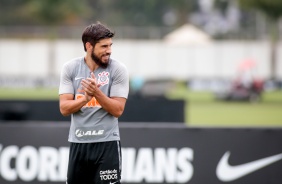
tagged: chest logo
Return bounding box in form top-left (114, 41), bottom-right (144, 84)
top-left (98, 71), bottom-right (110, 86)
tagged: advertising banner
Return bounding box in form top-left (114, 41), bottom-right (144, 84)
top-left (0, 122), bottom-right (281, 184)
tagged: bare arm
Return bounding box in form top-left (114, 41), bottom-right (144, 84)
top-left (59, 93), bottom-right (90, 116)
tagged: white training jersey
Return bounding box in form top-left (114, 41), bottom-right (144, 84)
top-left (59, 57), bottom-right (129, 143)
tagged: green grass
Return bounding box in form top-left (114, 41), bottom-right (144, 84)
top-left (166, 83), bottom-right (282, 127)
top-left (0, 88), bottom-right (59, 100)
top-left (188, 101), bottom-right (282, 127)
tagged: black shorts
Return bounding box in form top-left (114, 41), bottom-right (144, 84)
top-left (67, 141), bottom-right (122, 184)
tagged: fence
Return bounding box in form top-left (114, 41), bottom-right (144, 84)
top-left (0, 39), bottom-right (282, 84)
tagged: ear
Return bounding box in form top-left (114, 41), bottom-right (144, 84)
top-left (85, 42), bottom-right (93, 51)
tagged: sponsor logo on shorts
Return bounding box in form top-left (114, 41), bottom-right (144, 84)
top-left (100, 169), bottom-right (118, 181)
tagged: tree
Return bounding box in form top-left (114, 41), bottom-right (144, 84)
top-left (0, 0), bottom-right (89, 26)
top-left (238, 0), bottom-right (282, 80)
top-left (84, 0), bottom-right (197, 27)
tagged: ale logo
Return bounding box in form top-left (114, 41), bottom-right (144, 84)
top-left (75, 128), bottom-right (104, 140)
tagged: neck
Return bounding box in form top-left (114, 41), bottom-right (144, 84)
top-left (84, 56), bottom-right (99, 72)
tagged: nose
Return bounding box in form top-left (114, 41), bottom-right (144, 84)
top-left (106, 46), bottom-right (112, 54)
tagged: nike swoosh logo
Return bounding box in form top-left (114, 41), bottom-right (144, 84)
top-left (216, 151), bottom-right (282, 182)
top-left (110, 181), bottom-right (118, 184)
top-left (75, 77), bottom-right (84, 80)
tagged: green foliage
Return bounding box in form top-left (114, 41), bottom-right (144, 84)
top-left (80, 0), bottom-right (197, 27)
top-left (238, 0), bottom-right (282, 20)
top-left (24, 0), bottom-right (88, 25)
top-left (0, 0), bottom-right (198, 26)
top-left (0, 0), bottom-right (89, 25)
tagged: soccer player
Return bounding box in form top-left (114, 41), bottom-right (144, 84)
top-left (59, 22), bottom-right (129, 184)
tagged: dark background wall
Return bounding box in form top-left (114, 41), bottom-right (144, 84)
top-left (0, 97), bottom-right (185, 123)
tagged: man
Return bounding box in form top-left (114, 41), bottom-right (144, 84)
top-left (59, 22), bottom-right (129, 184)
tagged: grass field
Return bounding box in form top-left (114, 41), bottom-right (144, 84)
top-left (0, 88), bottom-right (59, 100)
top-left (0, 87), bottom-right (282, 127)
top-left (166, 84), bottom-right (282, 127)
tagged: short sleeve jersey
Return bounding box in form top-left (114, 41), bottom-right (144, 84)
top-left (59, 57), bottom-right (129, 143)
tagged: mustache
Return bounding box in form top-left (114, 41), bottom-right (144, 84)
top-left (102, 53), bottom-right (111, 57)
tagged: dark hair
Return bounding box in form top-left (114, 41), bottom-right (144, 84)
top-left (82, 22), bottom-right (115, 51)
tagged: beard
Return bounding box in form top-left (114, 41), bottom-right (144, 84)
top-left (91, 49), bottom-right (110, 68)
